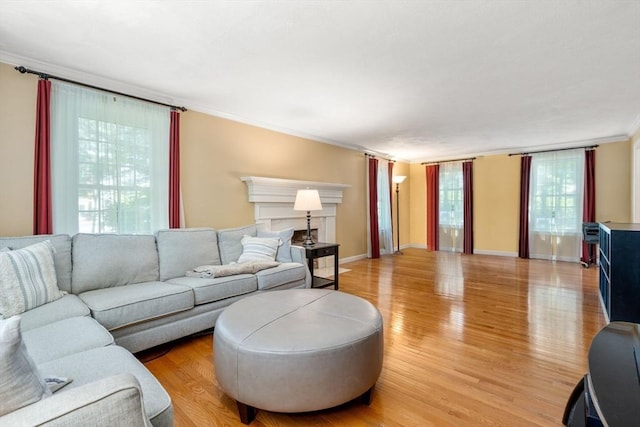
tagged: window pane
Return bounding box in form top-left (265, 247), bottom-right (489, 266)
top-left (51, 81), bottom-right (170, 234)
top-left (530, 152), bottom-right (583, 233)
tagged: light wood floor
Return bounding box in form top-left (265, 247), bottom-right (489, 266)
top-left (142, 249), bottom-right (607, 426)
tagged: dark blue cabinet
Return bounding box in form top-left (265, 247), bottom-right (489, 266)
top-left (598, 223), bottom-right (640, 323)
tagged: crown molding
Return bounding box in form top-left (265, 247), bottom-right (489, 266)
top-left (0, 50), bottom-right (176, 105)
top-left (412, 134), bottom-right (632, 164)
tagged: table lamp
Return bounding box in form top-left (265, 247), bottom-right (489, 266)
top-left (294, 189), bottom-right (323, 246)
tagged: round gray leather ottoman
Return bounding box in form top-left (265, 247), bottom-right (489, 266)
top-left (214, 288), bottom-right (383, 424)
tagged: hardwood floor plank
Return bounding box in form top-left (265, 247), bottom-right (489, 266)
top-left (143, 249), bottom-right (606, 426)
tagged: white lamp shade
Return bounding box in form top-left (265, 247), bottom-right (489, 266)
top-left (293, 189), bottom-right (323, 211)
top-left (392, 175), bottom-right (407, 184)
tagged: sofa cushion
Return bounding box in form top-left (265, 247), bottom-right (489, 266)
top-left (156, 228), bottom-right (221, 281)
top-left (166, 275), bottom-right (257, 305)
top-left (217, 224), bottom-right (258, 265)
top-left (255, 263), bottom-right (307, 290)
top-left (36, 345), bottom-right (172, 426)
top-left (23, 316), bottom-right (114, 364)
top-left (0, 240), bottom-right (67, 318)
top-left (0, 316), bottom-right (50, 416)
top-left (237, 236), bottom-right (280, 263)
top-left (0, 234), bottom-right (72, 293)
top-left (18, 294), bottom-right (90, 332)
top-left (257, 225), bottom-right (294, 262)
top-left (72, 234), bottom-right (160, 294)
top-left (78, 281), bottom-right (194, 331)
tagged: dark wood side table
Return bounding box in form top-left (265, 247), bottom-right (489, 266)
top-left (299, 242), bottom-right (340, 290)
top-left (563, 322), bottom-right (640, 426)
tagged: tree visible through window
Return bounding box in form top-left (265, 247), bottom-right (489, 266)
top-left (51, 81), bottom-right (170, 235)
top-left (439, 162), bottom-right (463, 251)
top-left (439, 164), bottom-right (463, 227)
top-left (528, 149), bottom-right (584, 261)
top-left (530, 154), bottom-right (581, 233)
top-left (77, 118), bottom-right (154, 233)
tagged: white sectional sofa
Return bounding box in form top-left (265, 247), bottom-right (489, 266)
top-left (0, 224), bottom-right (311, 426)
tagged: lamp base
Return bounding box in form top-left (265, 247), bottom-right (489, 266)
top-left (303, 211), bottom-right (316, 246)
top-left (393, 250), bottom-right (403, 255)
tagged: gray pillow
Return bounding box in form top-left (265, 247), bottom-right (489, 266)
top-left (0, 316), bottom-right (50, 416)
top-left (0, 241), bottom-right (66, 318)
top-left (257, 226), bottom-right (294, 263)
top-left (217, 224), bottom-right (258, 264)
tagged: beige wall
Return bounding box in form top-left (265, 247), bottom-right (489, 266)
top-left (0, 60), bottom-right (634, 258)
top-left (0, 62), bottom-right (370, 257)
top-left (0, 62), bottom-right (37, 235)
top-left (596, 140), bottom-right (631, 222)
top-left (473, 154), bottom-right (521, 254)
top-left (180, 110), bottom-right (368, 258)
top-left (408, 141), bottom-right (633, 253)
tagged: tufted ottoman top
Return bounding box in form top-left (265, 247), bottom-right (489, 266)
top-left (214, 288), bottom-right (384, 415)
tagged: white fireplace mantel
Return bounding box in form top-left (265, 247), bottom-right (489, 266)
top-left (241, 176), bottom-right (350, 244)
top-left (240, 176), bottom-right (350, 204)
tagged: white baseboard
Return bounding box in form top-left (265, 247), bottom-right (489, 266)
top-left (339, 248), bottom-right (583, 262)
top-left (339, 254), bottom-right (367, 264)
top-left (473, 249), bottom-right (518, 257)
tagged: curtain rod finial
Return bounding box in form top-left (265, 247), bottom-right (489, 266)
top-left (15, 66), bottom-right (27, 74)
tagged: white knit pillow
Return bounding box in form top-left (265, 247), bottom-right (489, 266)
top-left (0, 316), bottom-right (50, 416)
top-left (237, 236), bottom-right (280, 263)
top-left (0, 241), bottom-right (66, 318)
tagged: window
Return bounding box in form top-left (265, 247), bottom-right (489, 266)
top-left (376, 159), bottom-right (393, 254)
top-left (439, 162), bottom-right (463, 252)
top-left (51, 82), bottom-right (170, 234)
top-left (528, 149), bottom-right (584, 261)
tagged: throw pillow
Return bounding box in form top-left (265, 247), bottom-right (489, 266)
top-left (237, 236), bottom-right (280, 263)
top-left (0, 240), bottom-right (66, 318)
top-left (0, 316), bottom-right (50, 416)
top-left (257, 227), bottom-right (294, 263)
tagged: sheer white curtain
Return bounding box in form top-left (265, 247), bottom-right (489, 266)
top-left (377, 159), bottom-right (394, 254)
top-left (529, 149), bottom-right (584, 262)
top-left (439, 162), bottom-right (463, 252)
top-left (51, 81), bottom-right (170, 234)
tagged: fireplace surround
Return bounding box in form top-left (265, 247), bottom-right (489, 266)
top-left (241, 176), bottom-right (350, 247)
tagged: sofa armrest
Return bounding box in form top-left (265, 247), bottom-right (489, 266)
top-left (290, 245), bottom-right (312, 288)
top-left (0, 374), bottom-right (152, 427)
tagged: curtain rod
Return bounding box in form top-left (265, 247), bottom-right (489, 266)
top-left (15, 66), bottom-right (187, 112)
top-left (364, 153), bottom-right (395, 162)
top-left (508, 144), bottom-right (598, 157)
top-left (421, 156), bottom-right (475, 165)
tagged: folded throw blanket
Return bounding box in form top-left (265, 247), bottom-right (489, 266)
top-left (186, 261), bottom-right (280, 278)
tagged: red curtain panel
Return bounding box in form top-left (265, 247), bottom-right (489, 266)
top-left (581, 149), bottom-right (596, 262)
top-left (463, 161), bottom-right (474, 254)
top-left (426, 164), bottom-right (439, 251)
top-left (169, 110), bottom-right (181, 228)
top-left (518, 156), bottom-right (532, 258)
top-left (369, 157), bottom-right (380, 258)
top-left (33, 79), bottom-right (52, 235)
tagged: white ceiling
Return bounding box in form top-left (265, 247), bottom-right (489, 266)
top-left (1, 1), bottom-right (639, 162)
